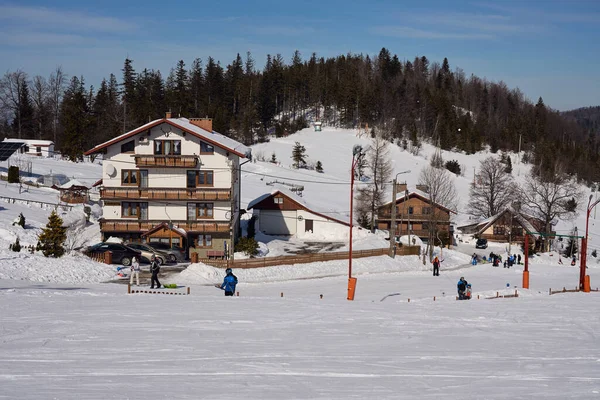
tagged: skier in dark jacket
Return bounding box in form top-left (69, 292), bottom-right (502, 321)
top-left (457, 277), bottom-right (468, 300)
top-left (150, 255), bottom-right (161, 289)
top-left (220, 268), bottom-right (238, 296)
top-left (432, 256), bottom-right (440, 276)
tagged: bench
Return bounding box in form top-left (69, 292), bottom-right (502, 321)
top-left (206, 250), bottom-right (225, 259)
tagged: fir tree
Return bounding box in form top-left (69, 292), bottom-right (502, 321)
top-left (9, 237), bottom-right (21, 252)
top-left (504, 155), bottom-right (513, 174)
top-left (270, 152), bottom-right (277, 163)
top-left (291, 141), bottom-right (306, 168)
top-left (36, 210), bottom-right (67, 258)
top-left (315, 160), bottom-right (324, 173)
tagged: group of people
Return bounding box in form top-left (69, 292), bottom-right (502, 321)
top-left (487, 252), bottom-right (521, 268)
top-left (128, 254), bottom-right (238, 296)
top-left (457, 277), bottom-right (471, 300)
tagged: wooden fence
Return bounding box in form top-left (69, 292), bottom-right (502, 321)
top-left (0, 195), bottom-right (73, 210)
top-left (198, 245), bottom-right (421, 269)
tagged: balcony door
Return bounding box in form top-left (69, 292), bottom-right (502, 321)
top-left (140, 170), bottom-right (148, 188)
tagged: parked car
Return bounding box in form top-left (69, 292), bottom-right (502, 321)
top-left (146, 242), bottom-right (187, 263)
top-left (124, 243), bottom-right (167, 265)
top-left (84, 243), bottom-right (141, 266)
top-left (475, 238), bottom-right (488, 249)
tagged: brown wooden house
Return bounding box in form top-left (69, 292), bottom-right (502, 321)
top-left (376, 184), bottom-right (455, 241)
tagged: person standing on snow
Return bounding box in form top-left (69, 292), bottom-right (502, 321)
top-left (432, 256), bottom-right (440, 276)
top-left (150, 255), bottom-right (161, 289)
top-left (129, 256), bottom-right (141, 286)
top-left (218, 268), bottom-right (238, 296)
top-left (457, 277), bottom-right (468, 300)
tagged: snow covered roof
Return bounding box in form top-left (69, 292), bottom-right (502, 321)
top-left (3, 138), bottom-right (54, 146)
top-left (472, 207), bottom-right (541, 239)
top-left (83, 117), bottom-right (250, 159)
top-left (247, 187), bottom-right (351, 226)
top-left (58, 179), bottom-right (89, 190)
top-left (380, 187), bottom-right (456, 214)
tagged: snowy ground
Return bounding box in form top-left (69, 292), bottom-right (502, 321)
top-left (1, 255), bottom-right (599, 399)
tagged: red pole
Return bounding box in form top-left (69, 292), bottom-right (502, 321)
top-left (582, 206), bottom-right (591, 290)
top-left (349, 163), bottom-right (354, 280)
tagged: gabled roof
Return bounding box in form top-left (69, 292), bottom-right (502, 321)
top-left (474, 207), bottom-right (540, 239)
top-left (380, 189), bottom-right (457, 214)
top-left (247, 188), bottom-right (351, 227)
top-left (83, 117), bottom-right (250, 158)
top-left (3, 138), bottom-right (54, 146)
top-left (141, 222), bottom-right (188, 238)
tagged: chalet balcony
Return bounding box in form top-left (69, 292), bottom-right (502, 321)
top-left (100, 187), bottom-right (231, 201)
top-left (100, 219), bottom-right (230, 233)
top-left (134, 155), bottom-right (198, 168)
top-left (377, 212), bottom-right (447, 222)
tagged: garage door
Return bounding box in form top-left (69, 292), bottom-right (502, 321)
top-left (260, 210), bottom-right (297, 235)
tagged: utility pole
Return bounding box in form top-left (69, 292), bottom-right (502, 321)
top-left (389, 179), bottom-right (398, 258)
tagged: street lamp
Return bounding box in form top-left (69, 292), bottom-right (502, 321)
top-left (389, 170), bottom-right (411, 258)
top-left (582, 194), bottom-right (599, 291)
top-left (347, 145), bottom-right (364, 301)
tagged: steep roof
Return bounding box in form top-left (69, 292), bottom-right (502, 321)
top-left (474, 207), bottom-right (541, 239)
top-left (83, 117), bottom-right (250, 158)
top-left (247, 187), bottom-right (351, 226)
top-left (380, 189), bottom-right (456, 214)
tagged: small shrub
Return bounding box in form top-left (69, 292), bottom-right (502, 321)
top-left (270, 153), bottom-right (277, 163)
top-left (9, 237), bottom-right (21, 252)
top-left (235, 237), bottom-right (259, 256)
top-left (315, 161), bottom-right (324, 173)
top-left (8, 166), bottom-right (19, 183)
top-left (444, 160), bottom-right (461, 175)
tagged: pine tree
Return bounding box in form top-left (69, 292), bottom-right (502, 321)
top-left (291, 141), bottom-right (307, 168)
top-left (36, 210), bottom-right (67, 257)
top-left (504, 155), bottom-right (513, 173)
top-left (60, 76), bottom-right (90, 161)
top-left (315, 160), bottom-right (324, 173)
top-left (9, 237), bottom-right (21, 252)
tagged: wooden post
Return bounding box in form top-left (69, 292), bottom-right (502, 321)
top-left (280, 292), bottom-right (283, 297)
top-left (320, 294), bottom-right (323, 299)
top-left (187, 287), bottom-right (190, 295)
top-left (433, 296), bottom-right (436, 301)
top-left (408, 298), bottom-right (410, 303)
top-left (236, 291), bottom-right (239, 296)
top-left (128, 284), bottom-right (131, 294)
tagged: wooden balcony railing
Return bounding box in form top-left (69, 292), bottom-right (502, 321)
top-left (100, 220), bottom-right (230, 233)
top-left (134, 155), bottom-right (198, 168)
top-left (100, 187), bottom-right (231, 201)
top-left (377, 212), bottom-right (448, 221)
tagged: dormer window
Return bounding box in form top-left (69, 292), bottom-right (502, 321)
top-left (154, 140), bottom-right (181, 155)
top-left (200, 141), bottom-right (214, 154)
top-left (274, 197), bottom-right (283, 204)
top-left (121, 140), bottom-right (135, 153)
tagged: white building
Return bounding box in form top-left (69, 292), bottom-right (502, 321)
top-left (84, 113), bottom-right (250, 259)
top-left (247, 188), bottom-right (350, 238)
top-left (2, 138), bottom-right (55, 157)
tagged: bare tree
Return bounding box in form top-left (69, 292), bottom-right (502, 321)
top-left (30, 75), bottom-right (50, 140)
top-left (48, 66), bottom-right (66, 145)
top-left (355, 134), bottom-right (393, 231)
top-left (0, 70), bottom-right (28, 138)
top-left (519, 164), bottom-right (583, 251)
top-left (419, 165), bottom-right (459, 258)
top-left (468, 156), bottom-right (515, 218)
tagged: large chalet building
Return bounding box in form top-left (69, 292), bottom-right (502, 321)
top-left (376, 183), bottom-right (456, 242)
top-left (84, 113), bottom-right (250, 259)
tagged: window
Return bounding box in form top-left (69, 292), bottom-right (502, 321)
top-left (196, 234), bottom-right (212, 247)
top-left (121, 140), bottom-right (135, 153)
top-left (274, 197), bottom-right (283, 204)
top-left (186, 170), bottom-right (214, 188)
top-left (187, 203), bottom-right (213, 219)
top-left (408, 206), bottom-right (414, 214)
top-left (121, 170), bottom-right (147, 186)
top-left (122, 202), bottom-right (148, 219)
top-left (422, 207), bottom-right (432, 215)
top-left (200, 141), bottom-right (214, 154)
top-left (493, 226), bottom-right (506, 235)
top-left (154, 140), bottom-right (181, 155)
top-left (36, 146), bottom-right (42, 153)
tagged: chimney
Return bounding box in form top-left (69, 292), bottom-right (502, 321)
top-left (396, 182), bottom-right (408, 193)
top-left (189, 118), bottom-right (213, 132)
top-left (165, 111), bottom-right (172, 119)
top-left (416, 184), bottom-right (429, 193)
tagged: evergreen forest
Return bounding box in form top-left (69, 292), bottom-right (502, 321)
top-left (1, 48), bottom-right (599, 183)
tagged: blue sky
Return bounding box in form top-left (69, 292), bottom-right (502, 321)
top-left (0, 0), bottom-right (598, 111)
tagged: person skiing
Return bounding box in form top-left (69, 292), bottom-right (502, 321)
top-left (571, 256), bottom-right (576, 266)
top-left (129, 256), bottom-right (141, 286)
top-left (432, 256), bottom-right (440, 276)
top-left (457, 277), bottom-right (468, 300)
top-left (517, 254), bottom-right (522, 265)
top-left (219, 268), bottom-right (238, 296)
top-left (150, 254), bottom-right (161, 289)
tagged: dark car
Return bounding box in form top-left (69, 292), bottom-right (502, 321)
top-left (475, 238), bottom-right (488, 249)
top-left (124, 242), bottom-right (168, 265)
top-left (146, 242), bottom-right (187, 263)
top-left (84, 243), bottom-right (141, 266)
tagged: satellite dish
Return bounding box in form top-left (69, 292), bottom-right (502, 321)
top-left (106, 163), bottom-right (116, 177)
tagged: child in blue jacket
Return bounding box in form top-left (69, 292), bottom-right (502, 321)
top-left (220, 268), bottom-right (238, 296)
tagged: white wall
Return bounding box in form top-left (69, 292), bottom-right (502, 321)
top-left (295, 210), bottom-right (348, 239)
top-left (103, 201), bottom-right (231, 220)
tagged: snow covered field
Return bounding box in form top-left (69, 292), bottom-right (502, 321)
top-left (1, 127), bottom-right (600, 398)
top-left (1, 256), bottom-right (599, 399)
